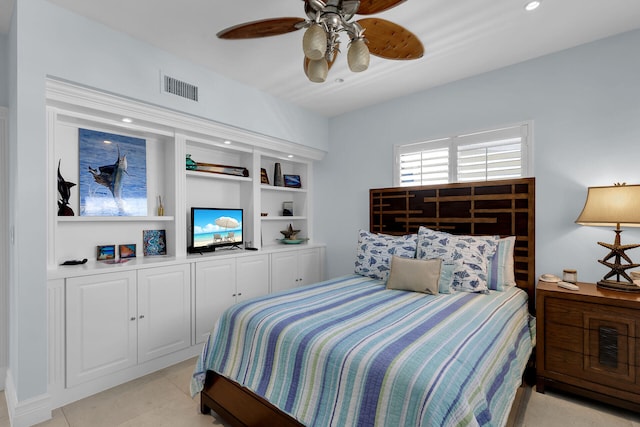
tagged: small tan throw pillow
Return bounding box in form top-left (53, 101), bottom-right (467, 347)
top-left (386, 256), bottom-right (442, 294)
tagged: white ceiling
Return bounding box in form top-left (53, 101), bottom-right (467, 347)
top-left (3, 1), bottom-right (640, 117)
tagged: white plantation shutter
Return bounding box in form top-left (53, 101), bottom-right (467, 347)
top-left (394, 123), bottom-right (530, 186)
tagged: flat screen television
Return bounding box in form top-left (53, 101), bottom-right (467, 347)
top-left (189, 207), bottom-right (243, 253)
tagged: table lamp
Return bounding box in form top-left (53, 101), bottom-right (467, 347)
top-left (575, 183), bottom-right (640, 292)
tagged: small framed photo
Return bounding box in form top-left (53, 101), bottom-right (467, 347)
top-left (284, 174), bottom-right (301, 188)
top-left (119, 244), bottom-right (137, 259)
top-left (143, 229), bottom-right (167, 256)
top-left (282, 201), bottom-right (293, 216)
top-left (260, 168), bottom-right (270, 185)
top-left (97, 245), bottom-right (116, 261)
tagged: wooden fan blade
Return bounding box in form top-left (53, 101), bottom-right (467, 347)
top-left (357, 0), bottom-right (406, 15)
top-left (217, 18), bottom-right (306, 39)
top-left (358, 18), bottom-right (424, 60)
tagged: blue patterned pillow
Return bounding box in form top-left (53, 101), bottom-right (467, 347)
top-left (354, 230), bottom-right (417, 281)
top-left (416, 226), bottom-right (498, 293)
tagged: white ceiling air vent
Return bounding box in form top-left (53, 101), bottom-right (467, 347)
top-left (162, 73), bottom-right (199, 102)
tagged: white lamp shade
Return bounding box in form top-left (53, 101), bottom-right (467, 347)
top-left (347, 38), bottom-right (370, 72)
top-left (306, 58), bottom-right (328, 83)
top-left (575, 184), bottom-right (640, 227)
top-left (303, 24), bottom-right (327, 60)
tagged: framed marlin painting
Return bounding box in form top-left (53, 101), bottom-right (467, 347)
top-left (78, 128), bottom-right (147, 216)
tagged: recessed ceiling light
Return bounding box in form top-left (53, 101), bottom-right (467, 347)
top-left (223, 140), bottom-right (232, 145)
top-left (121, 118), bottom-right (133, 123)
top-left (287, 155), bottom-right (294, 158)
top-left (525, 0), bottom-right (541, 11)
top-left (334, 78), bottom-right (344, 84)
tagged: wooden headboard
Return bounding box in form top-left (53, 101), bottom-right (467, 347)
top-left (370, 178), bottom-right (535, 312)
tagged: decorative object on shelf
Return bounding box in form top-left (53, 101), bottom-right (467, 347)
top-left (273, 162), bottom-right (284, 186)
top-left (143, 229), bottom-right (167, 256)
top-left (284, 174), bottom-right (301, 188)
top-left (260, 168), bottom-right (270, 185)
top-left (79, 128), bottom-right (147, 217)
top-left (96, 244), bottom-right (115, 261)
top-left (261, 212), bottom-right (268, 217)
top-left (119, 244), bottom-right (137, 259)
top-left (195, 161), bottom-right (249, 177)
top-left (186, 154), bottom-right (197, 170)
top-left (216, 0), bottom-right (423, 83)
top-left (576, 183), bottom-right (640, 292)
top-left (562, 269), bottom-right (577, 283)
top-left (280, 223), bottom-right (300, 240)
top-left (157, 195), bottom-right (164, 216)
top-left (279, 238), bottom-right (307, 244)
top-left (57, 159), bottom-right (76, 216)
top-left (282, 201), bottom-right (293, 216)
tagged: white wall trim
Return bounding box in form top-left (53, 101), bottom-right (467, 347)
top-left (4, 370), bottom-right (52, 427)
top-left (0, 106), bottom-right (8, 391)
top-left (45, 79), bottom-right (326, 162)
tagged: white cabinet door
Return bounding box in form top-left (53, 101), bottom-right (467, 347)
top-left (270, 250), bottom-right (299, 293)
top-left (236, 254), bottom-right (270, 302)
top-left (137, 264), bottom-right (191, 363)
top-left (195, 258), bottom-right (236, 344)
top-left (298, 248), bottom-right (321, 286)
top-left (66, 271), bottom-right (137, 387)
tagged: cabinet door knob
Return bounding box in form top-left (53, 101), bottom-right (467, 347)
top-left (139, 315), bottom-right (145, 319)
top-left (130, 317), bottom-right (136, 321)
top-left (238, 293), bottom-right (242, 296)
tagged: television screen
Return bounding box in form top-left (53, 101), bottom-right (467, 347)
top-left (189, 207), bottom-right (243, 252)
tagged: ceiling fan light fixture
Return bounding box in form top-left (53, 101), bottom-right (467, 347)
top-left (307, 58), bottom-right (329, 83)
top-left (347, 38), bottom-right (370, 72)
top-left (302, 24), bottom-right (327, 60)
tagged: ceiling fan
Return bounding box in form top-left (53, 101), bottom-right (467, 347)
top-left (217, 0), bottom-right (424, 83)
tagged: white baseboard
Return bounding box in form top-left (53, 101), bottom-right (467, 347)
top-left (4, 370), bottom-right (52, 427)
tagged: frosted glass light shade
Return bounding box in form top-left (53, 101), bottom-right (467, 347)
top-left (307, 58), bottom-right (328, 83)
top-left (347, 39), bottom-right (370, 72)
top-left (303, 24), bottom-right (327, 60)
top-left (576, 185), bottom-right (640, 227)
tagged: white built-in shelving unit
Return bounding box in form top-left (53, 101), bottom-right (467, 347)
top-left (44, 79), bottom-right (326, 409)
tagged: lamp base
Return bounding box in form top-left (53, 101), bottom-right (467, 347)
top-left (597, 279), bottom-right (640, 293)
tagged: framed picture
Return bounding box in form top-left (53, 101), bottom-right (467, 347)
top-left (260, 168), bottom-right (270, 185)
top-left (119, 244), bottom-right (137, 259)
top-left (97, 245), bottom-right (116, 261)
top-left (79, 128), bottom-right (147, 217)
top-left (282, 201), bottom-right (293, 216)
top-left (284, 174), bottom-right (301, 188)
top-left (143, 230), bottom-right (167, 256)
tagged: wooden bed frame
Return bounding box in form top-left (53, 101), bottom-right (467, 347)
top-left (200, 178), bottom-right (536, 427)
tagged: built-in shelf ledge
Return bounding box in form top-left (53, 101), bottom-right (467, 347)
top-left (186, 170), bottom-right (252, 182)
top-left (261, 216), bottom-right (306, 221)
top-left (261, 185), bottom-right (307, 193)
top-left (57, 216), bottom-right (175, 223)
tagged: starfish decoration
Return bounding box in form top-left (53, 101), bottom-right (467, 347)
top-left (597, 237), bottom-right (640, 283)
top-left (280, 224), bottom-right (301, 240)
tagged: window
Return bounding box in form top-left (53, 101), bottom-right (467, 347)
top-left (394, 122), bottom-right (531, 186)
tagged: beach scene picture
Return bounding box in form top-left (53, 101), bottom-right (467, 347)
top-left (79, 128), bottom-right (147, 216)
top-left (193, 209), bottom-right (243, 248)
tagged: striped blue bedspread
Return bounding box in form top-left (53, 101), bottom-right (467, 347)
top-left (191, 274), bottom-right (535, 427)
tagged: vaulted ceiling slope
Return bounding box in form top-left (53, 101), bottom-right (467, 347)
top-left (4, 1), bottom-right (640, 116)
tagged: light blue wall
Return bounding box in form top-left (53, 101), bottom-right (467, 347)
top-left (0, 33), bottom-right (7, 106)
top-left (7, 0), bottom-right (329, 405)
top-left (317, 29), bottom-right (640, 285)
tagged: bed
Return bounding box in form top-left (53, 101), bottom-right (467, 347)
top-left (192, 178), bottom-right (536, 427)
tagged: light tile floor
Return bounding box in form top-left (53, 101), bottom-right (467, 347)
top-left (1, 358), bottom-right (639, 426)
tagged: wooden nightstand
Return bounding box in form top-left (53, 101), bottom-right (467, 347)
top-left (536, 280), bottom-right (640, 412)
